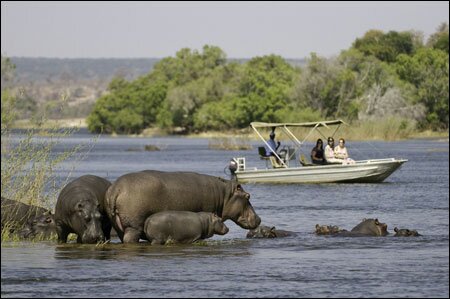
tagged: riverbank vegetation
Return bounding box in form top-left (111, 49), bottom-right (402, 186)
top-left (87, 23), bottom-right (449, 137)
top-left (1, 57), bottom-right (87, 214)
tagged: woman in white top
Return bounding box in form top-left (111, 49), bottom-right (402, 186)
top-left (334, 138), bottom-right (355, 165)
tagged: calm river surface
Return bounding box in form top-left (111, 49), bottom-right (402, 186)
top-left (1, 133), bottom-right (449, 298)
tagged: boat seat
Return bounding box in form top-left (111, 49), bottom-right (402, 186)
top-left (270, 156), bottom-right (286, 168)
top-left (299, 153), bottom-right (314, 166)
top-left (258, 147), bottom-right (270, 160)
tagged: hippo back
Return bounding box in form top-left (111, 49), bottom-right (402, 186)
top-left (351, 218), bottom-right (388, 236)
top-left (1, 197), bottom-right (50, 229)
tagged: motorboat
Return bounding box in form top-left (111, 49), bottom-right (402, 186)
top-left (227, 120), bottom-right (408, 183)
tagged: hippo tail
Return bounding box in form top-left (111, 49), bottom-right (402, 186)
top-left (105, 186), bottom-right (124, 232)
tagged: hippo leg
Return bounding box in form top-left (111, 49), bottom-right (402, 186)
top-left (123, 227), bottom-right (141, 243)
top-left (56, 225), bottom-right (69, 243)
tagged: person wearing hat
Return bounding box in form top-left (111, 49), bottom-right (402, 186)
top-left (265, 130), bottom-right (281, 157)
top-left (324, 136), bottom-right (343, 164)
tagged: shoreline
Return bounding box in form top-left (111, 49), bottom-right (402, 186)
top-left (10, 118), bottom-right (449, 142)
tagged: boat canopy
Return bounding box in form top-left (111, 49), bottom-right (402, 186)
top-left (250, 119), bottom-right (348, 129)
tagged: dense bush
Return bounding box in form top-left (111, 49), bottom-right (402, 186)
top-left (87, 24), bottom-right (449, 134)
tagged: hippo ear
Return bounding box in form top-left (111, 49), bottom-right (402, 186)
top-left (394, 227), bottom-right (398, 232)
top-left (375, 219), bottom-right (379, 225)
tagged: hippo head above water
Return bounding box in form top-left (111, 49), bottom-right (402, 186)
top-left (247, 225), bottom-right (277, 238)
top-left (221, 183), bottom-right (261, 230)
top-left (351, 218), bottom-right (388, 236)
top-left (20, 211), bottom-right (56, 239)
top-left (394, 227), bottom-right (421, 237)
top-left (70, 200), bottom-right (105, 243)
top-left (210, 213), bottom-right (229, 235)
top-left (315, 224), bottom-right (345, 235)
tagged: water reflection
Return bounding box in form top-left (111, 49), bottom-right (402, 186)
top-left (53, 239), bottom-right (253, 261)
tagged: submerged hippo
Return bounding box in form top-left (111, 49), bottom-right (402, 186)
top-left (350, 218), bottom-right (388, 236)
top-left (315, 224), bottom-right (347, 235)
top-left (144, 211), bottom-right (229, 245)
top-left (106, 170), bottom-right (261, 243)
top-left (1, 197), bottom-right (53, 236)
top-left (246, 225), bottom-right (295, 238)
top-left (55, 175), bottom-right (112, 244)
top-left (394, 227), bottom-right (421, 237)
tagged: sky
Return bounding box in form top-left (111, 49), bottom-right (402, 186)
top-left (1, 1), bottom-right (449, 59)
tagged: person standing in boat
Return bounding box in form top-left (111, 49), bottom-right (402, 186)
top-left (334, 138), bottom-right (355, 165)
top-left (311, 138), bottom-right (326, 165)
top-left (324, 137), bottom-right (343, 164)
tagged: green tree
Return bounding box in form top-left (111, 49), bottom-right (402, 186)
top-left (395, 48), bottom-right (449, 129)
top-left (353, 30), bottom-right (417, 62)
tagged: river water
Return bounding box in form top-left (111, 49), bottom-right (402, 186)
top-left (1, 133), bottom-right (449, 297)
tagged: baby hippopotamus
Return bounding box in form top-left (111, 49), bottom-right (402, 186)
top-left (394, 227), bottom-right (421, 237)
top-left (144, 211), bottom-right (229, 245)
top-left (315, 224), bottom-right (347, 235)
top-left (246, 225), bottom-right (294, 238)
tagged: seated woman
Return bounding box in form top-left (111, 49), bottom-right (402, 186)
top-left (334, 138), bottom-right (355, 165)
top-left (324, 137), bottom-right (344, 164)
top-left (311, 138), bottom-right (326, 165)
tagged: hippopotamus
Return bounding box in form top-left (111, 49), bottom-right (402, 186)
top-left (144, 211), bottom-right (229, 245)
top-left (19, 211), bottom-right (56, 239)
top-left (315, 224), bottom-right (347, 235)
top-left (1, 197), bottom-right (52, 235)
top-left (394, 227), bottom-right (421, 237)
top-left (54, 175), bottom-right (112, 243)
top-left (106, 170), bottom-right (261, 243)
top-left (350, 218), bottom-right (388, 236)
top-left (246, 225), bottom-right (295, 238)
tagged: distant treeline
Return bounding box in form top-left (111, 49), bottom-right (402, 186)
top-left (9, 57), bottom-right (161, 83)
top-left (87, 24), bottom-right (449, 134)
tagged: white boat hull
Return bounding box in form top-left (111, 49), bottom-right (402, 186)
top-left (235, 158), bottom-right (407, 184)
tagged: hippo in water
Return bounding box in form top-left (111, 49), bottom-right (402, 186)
top-left (144, 211), bottom-right (229, 245)
top-left (315, 218), bottom-right (388, 237)
top-left (106, 170), bottom-right (261, 243)
top-left (350, 218), bottom-right (388, 236)
top-left (394, 227), bottom-right (421, 237)
top-left (19, 211), bottom-right (56, 239)
top-left (246, 225), bottom-right (295, 238)
top-left (55, 175), bottom-right (112, 244)
top-left (1, 197), bottom-right (53, 236)
top-left (315, 224), bottom-right (347, 235)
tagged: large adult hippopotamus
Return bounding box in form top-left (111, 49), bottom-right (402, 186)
top-left (55, 175), bottom-right (112, 243)
top-left (144, 211), bottom-right (229, 245)
top-left (350, 218), bottom-right (388, 236)
top-left (1, 197), bottom-right (51, 234)
top-left (106, 170), bottom-right (261, 243)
